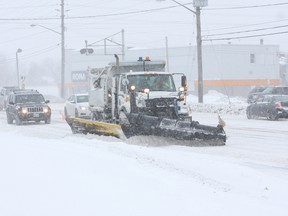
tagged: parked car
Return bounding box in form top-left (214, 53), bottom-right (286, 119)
top-left (247, 86), bottom-right (288, 103)
top-left (6, 89), bottom-right (51, 125)
top-left (64, 93), bottom-right (91, 118)
top-left (0, 86), bottom-right (20, 110)
top-left (246, 94), bottom-right (288, 120)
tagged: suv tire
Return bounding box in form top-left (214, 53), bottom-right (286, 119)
top-left (6, 113), bottom-right (13, 124)
top-left (45, 118), bottom-right (51, 124)
top-left (15, 115), bottom-right (22, 125)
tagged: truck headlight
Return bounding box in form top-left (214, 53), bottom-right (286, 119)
top-left (130, 85), bottom-right (136, 91)
top-left (144, 88), bottom-right (150, 94)
top-left (179, 87), bottom-right (185, 92)
top-left (80, 106), bottom-right (86, 111)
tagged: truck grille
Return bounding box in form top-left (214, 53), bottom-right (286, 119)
top-left (146, 98), bottom-right (176, 107)
top-left (28, 107), bottom-right (43, 113)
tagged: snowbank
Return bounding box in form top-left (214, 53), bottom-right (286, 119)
top-left (186, 90), bottom-right (248, 115)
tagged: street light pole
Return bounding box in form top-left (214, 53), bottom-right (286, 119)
top-left (16, 48), bottom-right (22, 88)
top-left (156, 0), bottom-right (207, 103)
top-left (60, 0), bottom-right (65, 99)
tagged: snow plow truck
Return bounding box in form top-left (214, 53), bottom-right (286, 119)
top-left (66, 55), bottom-right (226, 146)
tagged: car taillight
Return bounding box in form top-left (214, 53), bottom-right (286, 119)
top-left (275, 103), bottom-right (283, 108)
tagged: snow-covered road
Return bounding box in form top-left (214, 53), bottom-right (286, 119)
top-left (0, 103), bottom-right (288, 216)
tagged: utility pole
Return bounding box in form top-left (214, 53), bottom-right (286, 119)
top-left (196, 6), bottom-right (203, 103)
top-left (61, 0), bottom-right (65, 98)
top-left (121, 29), bottom-right (125, 61)
top-left (157, 0), bottom-right (207, 103)
top-left (165, 36), bottom-right (170, 72)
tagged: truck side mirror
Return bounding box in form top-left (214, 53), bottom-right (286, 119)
top-left (181, 75), bottom-right (187, 90)
top-left (122, 78), bottom-right (129, 86)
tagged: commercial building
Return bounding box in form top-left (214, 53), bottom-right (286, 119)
top-left (65, 44), bottom-right (284, 97)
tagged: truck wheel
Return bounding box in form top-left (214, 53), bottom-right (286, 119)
top-left (6, 113), bottom-right (13, 124)
top-left (92, 112), bottom-right (103, 121)
top-left (119, 111), bottom-right (132, 137)
top-left (119, 111), bottom-right (129, 126)
top-left (15, 115), bottom-right (22, 125)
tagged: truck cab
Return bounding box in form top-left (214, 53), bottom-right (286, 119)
top-left (116, 72), bottom-right (189, 118)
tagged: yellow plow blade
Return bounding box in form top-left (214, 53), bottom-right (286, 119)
top-left (65, 117), bottom-right (125, 139)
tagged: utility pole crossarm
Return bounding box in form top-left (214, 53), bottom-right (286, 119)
top-left (171, 0), bottom-right (196, 14)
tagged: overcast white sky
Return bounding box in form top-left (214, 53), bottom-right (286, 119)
top-left (1, 0), bottom-right (288, 66)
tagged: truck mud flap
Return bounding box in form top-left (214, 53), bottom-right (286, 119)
top-left (65, 117), bottom-right (125, 139)
top-left (127, 113), bottom-right (226, 146)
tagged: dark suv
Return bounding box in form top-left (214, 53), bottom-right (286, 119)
top-left (247, 86), bottom-right (288, 103)
top-left (6, 89), bottom-right (51, 125)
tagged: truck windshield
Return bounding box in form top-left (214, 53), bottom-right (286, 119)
top-left (127, 74), bottom-right (176, 92)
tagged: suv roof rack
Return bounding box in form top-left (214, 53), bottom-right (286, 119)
top-left (12, 89), bottom-right (39, 94)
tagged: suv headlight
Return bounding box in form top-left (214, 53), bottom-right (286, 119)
top-left (43, 107), bottom-right (50, 113)
top-left (21, 107), bottom-right (28, 114)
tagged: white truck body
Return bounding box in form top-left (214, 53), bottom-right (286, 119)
top-left (88, 59), bottom-right (190, 122)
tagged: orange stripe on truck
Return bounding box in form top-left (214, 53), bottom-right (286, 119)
top-left (194, 79), bottom-right (280, 87)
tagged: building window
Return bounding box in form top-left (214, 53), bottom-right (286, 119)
top-left (250, 53), bottom-right (255, 63)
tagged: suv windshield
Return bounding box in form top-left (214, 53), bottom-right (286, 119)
top-left (262, 87), bottom-right (288, 94)
top-left (127, 74), bottom-right (176, 92)
top-left (15, 94), bottom-right (45, 103)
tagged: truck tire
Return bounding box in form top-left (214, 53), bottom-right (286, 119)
top-left (92, 111), bottom-right (103, 121)
top-left (119, 111), bottom-right (129, 127)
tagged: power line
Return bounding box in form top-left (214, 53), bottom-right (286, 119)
top-left (202, 19), bottom-right (288, 32)
top-left (0, 4), bottom-right (191, 21)
top-left (203, 25), bottom-right (288, 37)
top-left (204, 2), bottom-right (288, 10)
top-left (202, 31), bottom-right (288, 41)
top-left (0, 5), bottom-right (57, 10)
top-left (0, 2), bottom-right (287, 21)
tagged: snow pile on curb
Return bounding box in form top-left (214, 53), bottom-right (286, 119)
top-left (186, 90), bottom-right (248, 115)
